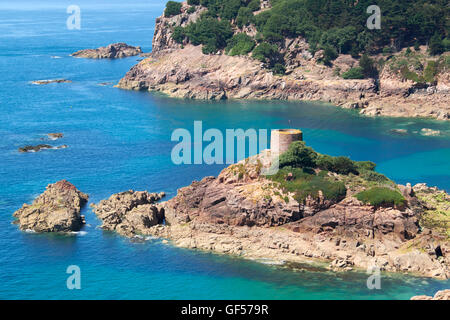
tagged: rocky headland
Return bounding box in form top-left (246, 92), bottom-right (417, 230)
top-left (13, 180), bottom-right (88, 232)
top-left (71, 43), bottom-right (142, 59)
top-left (91, 143), bottom-right (450, 279)
top-left (117, 2), bottom-right (450, 120)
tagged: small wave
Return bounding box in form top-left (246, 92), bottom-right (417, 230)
top-left (24, 229), bottom-right (36, 233)
top-left (51, 56), bottom-right (62, 59)
top-left (70, 231), bottom-right (88, 236)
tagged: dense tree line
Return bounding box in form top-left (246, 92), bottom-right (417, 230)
top-left (168, 0), bottom-right (449, 73)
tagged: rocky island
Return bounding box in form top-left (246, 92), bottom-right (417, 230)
top-left (13, 180), bottom-right (88, 232)
top-left (71, 43), bottom-right (142, 59)
top-left (117, 1), bottom-right (450, 120)
top-left (88, 130), bottom-right (449, 280)
top-left (91, 190), bottom-right (166, 237)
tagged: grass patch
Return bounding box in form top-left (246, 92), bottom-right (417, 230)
top-left (356, 187), bottom-right (405, 208)
top-left (268, 168), bottom-right (346, 204)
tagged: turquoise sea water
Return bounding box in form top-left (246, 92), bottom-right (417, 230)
top-left (0, 1), bottom-right (449, 299)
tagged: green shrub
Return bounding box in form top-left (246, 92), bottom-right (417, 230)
top-left (332, 156), bottom-right (358, 175)
top-left (279, 141), bottom-right (317, 169)
top-left (272, 63), bottom-right (286, 75)
top-left (187, 0), bottom-right (200, 5)
top-left (355, 161), bottom-right (376, 172)
top-left (423, 61), bottom-right (438, 83)
top-left (359, 170), bottom-right (390, 183)
top-left (414, 41), bottom-right (420, 51)
top-left (383, 47), bottom-right (394, 55)
top-left (316, 154), bottom-right (334, 171)
top-left (187, 6), bottom-right (196, 14)
top-left (226, 33), bottom-right (255, 56)
top-left (359, 54), bottom-right (378, 78)
top-left (165, 1), bottom-right (182, 17)
top-left (356, 187), bottom-right (406, 208)
top-left (342, 67), bottom-right (364, 79)
top-left (400, 66), bottom-right (421, 83)
top-left (321, 45), bottom-right (338, 65)
top-left (172, 26), bottom-right (185, 44)
top-left (268, 168), bottom-right (346, 203)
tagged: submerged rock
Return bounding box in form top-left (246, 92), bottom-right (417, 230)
top-left (18, 144), bottom-right (67, 153)
top-left (91, 190), bottom-right (165, 237)
top-left (31, 79), bottom-right (71, 85)
top-left (13, 180), bottom-right (89, 232)
top-left (420, 128), bottom-right (441, 136)
top-left (71, 43), bottom-right (142, 59)
top-left (47, 133), bottom-right (63, 140)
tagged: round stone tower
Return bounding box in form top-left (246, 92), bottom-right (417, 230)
top-left (270, 129), bottom-right (303, 154)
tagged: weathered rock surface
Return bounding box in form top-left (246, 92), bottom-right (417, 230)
top-left (118, 45), bottom-right (378, 104)
top-left (71, 43), bottom-right (142, 59)
top-left (91, 190), bottom-right (165, 237)
top-left (13, 180), bottom-right (88, 232)
top-left (411, 289), bottom-right (450, 300)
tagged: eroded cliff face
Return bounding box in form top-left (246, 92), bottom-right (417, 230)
top-left (152, 3), bottom-right (206, 53)
top-left (117, 3), bottom-right (450, 120)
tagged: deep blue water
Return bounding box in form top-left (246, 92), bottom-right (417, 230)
top-left (0, 1), bottom-right (449, 299)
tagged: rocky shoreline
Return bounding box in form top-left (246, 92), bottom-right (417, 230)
top-left (11, 151), bottom-right (450, 281)
top-left (117, 3), bottom-right (450, 121)
top-left (32, 146), bottom-right (443, 280)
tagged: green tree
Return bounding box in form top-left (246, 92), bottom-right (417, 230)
top-left (429, 32), bottom-right (444, 55)
top-left (226, 33), bottom-right (255, 56)
top-left (252, 42), bottom-right (282, 66)
top-left (172, 26), bottom-right (185, 44)
top-left (236, 7), bottom-right (254, 28)
top-left (185, 15), bottom-right (233, 54)
top-left (165, 1), bottom-right (182, 17)
top-left (359, 54), bottom-right (378, 78)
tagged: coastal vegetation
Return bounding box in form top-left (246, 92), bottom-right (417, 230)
top-left (169, 0), bottom-right (449, 74)
top-left (355, 187), bottom-right (405, 208)
top-left (267, 141), bottom-right (401, 206)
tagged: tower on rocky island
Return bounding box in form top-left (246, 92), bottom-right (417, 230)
top-left (270, 129), bottom-right (303, 154)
